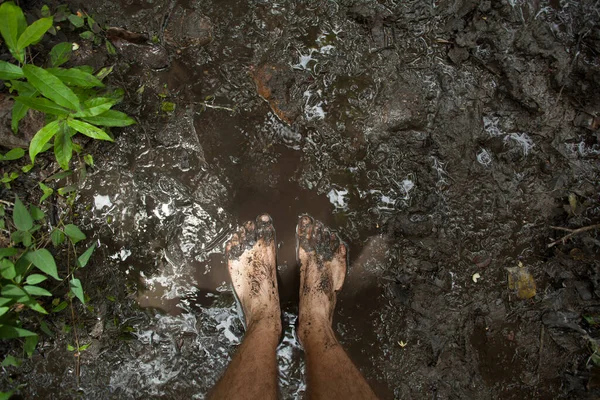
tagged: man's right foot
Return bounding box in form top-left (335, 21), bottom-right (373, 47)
top-left (296, 215), bottom-right (347, 345)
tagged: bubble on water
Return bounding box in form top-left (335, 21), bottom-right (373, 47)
top-left (303, 90), bottom-right (326, 121)
top-left (401, 179), bottom-right (415, 198)
top-left (477, 148), bottom-right (492, 166)
top-left (109, 248), bottom-right (132, 261)
top-left (327, 188), bottom-right (349, 210)
top-left (293, 48), bottom-right (318, 70)
top-left (94, 194), bottom-right (112, 210)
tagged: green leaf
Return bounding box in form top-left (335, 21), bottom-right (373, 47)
top-left (54, 124), bottom-right (73, 170)
top-left (13, 197), bottom-right (33, 231)
top-left (96, 65), bottom-right (114, 80)
top-left (63, 224), bottom-right (86, 243)
top-left (0, 60), bottom-right (23, 80)
top-left (84, 154), bottom-right (94, 167)
top-left (67, 344), bottom-right (75, 351)
top-left (0, 390), bottom-right (15, 400)
top-left (15, 96), bottom-right (70, 116)
top-left (77, 244), bottom-right (96, 268)
top-left (39, 182), bottom-right (54, 203)
top-left (23, 285), bottom-right (52, 297)
top-left (74, 65), bottom-right (94, 74)
top-left (106, 40), bottom-right (117, 56)
top-left (9, 80), bottom-right (37, 95)
top-left (22, 232), bottom-right (32, 247)
top-left (2, 355), bottom-right (20, 367)
top-left (47, 67), bottom-right (105, 88)
top-left (0, 248), bottom-right (19, 258)
top-left (16, 17), bottom-right (53, 50)
top-left (52, 301), bottom-right (67, 312)
top-left (24, 249), bottom-right (60, 280)
top-left (74, 97), bottom-right (118, 118)
top-left (29, 120), bottom-right (61, 164)
top-left (2, 148), bottom-right (25, 161)
top-left (50, 229), bottom-right (65, 247)
top-left (24, 334), bottom-right (38, 356)
top-left (41, 5), bottom-right (51, 17)
top-left (0, 1), bottom-right (27, 62)
top-left (67, 119), bottom-right (113, 141)
top-left (40, 320), bottom-right (53, 337)
top-left (0, 307), bottom-right (8, 317)
top-left (22, 65), bottom-right (80, 110)
top-left (68, 14), bottom-right (84, 28)
top-left (26, 274), bottom-right (48, 285)
top-left (80, 31), bottom-right (94, 40)
top-left (0, 297), bottom-right (13, 307)
top-left (82, 110), bottom-right (136, 127)
top-left (0, 259), bottom-right (16, 280)
top-left (69, 279), bottom-right (85, 304)
top-left (49, 42), bottom-right (73, 68)
top-left (11, 101), bottom-right (29, 133)
top-left (29, 205), bottom-right (44, 221)
top-left (0, 325), bottom-right (37, 338)
top-left (1, 284), bottom-right (27, 298)
top-left (47, 170), bottom-right (72, 181)
top-left (21, 297), bottom-right (48, 314)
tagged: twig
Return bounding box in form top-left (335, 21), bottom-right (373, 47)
top-left (195, 102), bottom-right (237, 112)
top-left (548, 224), bottom-right (600, 248)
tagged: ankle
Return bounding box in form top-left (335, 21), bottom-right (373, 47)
top-left (247, 313), bottom-right (282, 338)
top-left (298, 316), bottom-right (335, 348)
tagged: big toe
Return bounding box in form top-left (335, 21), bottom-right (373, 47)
top-left (256, 213), bottom-right (275, 242)
top-left (297, 215), bottom-right (314, 243)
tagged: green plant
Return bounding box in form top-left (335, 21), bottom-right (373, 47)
top-left (0, 1), bottom-right (135, 171)
top-left (0, 197), bottom-right (95, 354)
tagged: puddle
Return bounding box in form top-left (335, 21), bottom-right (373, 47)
top-left (6, 0), bottom-right (600, 398)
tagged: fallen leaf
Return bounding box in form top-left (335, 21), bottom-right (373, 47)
top-left (507, 265), bottom-right (536, 299)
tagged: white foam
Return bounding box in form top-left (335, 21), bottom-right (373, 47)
top-left (327, 188), bottom-right (349, 210)
top-left (94, 194), bottom-right (112, 210)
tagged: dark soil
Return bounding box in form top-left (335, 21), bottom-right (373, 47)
top-left (1, 0), bottom-right (600, 399)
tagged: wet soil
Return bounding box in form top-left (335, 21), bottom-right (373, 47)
top-left (2, 0), bottom-right (600, 399)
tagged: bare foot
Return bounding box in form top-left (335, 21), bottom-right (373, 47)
top-left (225, 214), bottom-right (281, 335)
top-left (296, 215), bottom-right (347, 345)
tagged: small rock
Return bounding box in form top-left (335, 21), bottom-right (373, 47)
top-left (250, 63), bottom-right (301, 124)
top-left (107, 28), bottom-right (169, 70)
top-left (574, 280), bottom-right (593, 301)
top-left (165, 6), bottom-right (213, 48)
top-left (507, 262), bottom-right (536, 299)
top-left (448, 46), bottom-right (470, 65)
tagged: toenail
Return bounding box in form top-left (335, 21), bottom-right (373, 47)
top-left (258, 213), bottom-right (271, 223)
top-left (299, 215), bottom-right (312, 227)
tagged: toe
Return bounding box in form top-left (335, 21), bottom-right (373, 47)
top-left (297, 215), bottom-right (314, 241)
top-left (337, 240), bottom-right (347, 259)
top-left (333, 242), bottom-right (348, 291)
top-left (256, 213), bottom-right (275, 242)
top-left (313, 221), bottom-right (324, 243)
top-left (225, 233), bottom-right (240, 259)
top-left (328, 231), bottom-right (340, 253)
top-left (241, 220), bottom-right (257, 246)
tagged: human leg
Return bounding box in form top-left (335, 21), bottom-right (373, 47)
top-left (209, 215), bottom-right (282, 400)
top-left (296, 216), bottom-right (379, 400)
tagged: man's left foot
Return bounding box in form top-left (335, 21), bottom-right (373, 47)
top-left (225, 214), bottom-right (281, 334)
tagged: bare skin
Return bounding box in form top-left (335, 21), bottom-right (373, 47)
top-left (209, 214), bottom-right (281, 400)
top-left (210, 214), bottom-right (378, 400)
top-left (297, 215), bottom-right (378, 400)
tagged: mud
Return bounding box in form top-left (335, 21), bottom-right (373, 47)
top-left (1, 0), bottom-right (600, 399)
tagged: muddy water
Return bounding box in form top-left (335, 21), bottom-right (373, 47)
top-left (6, 0), bottom-right (600, 398)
